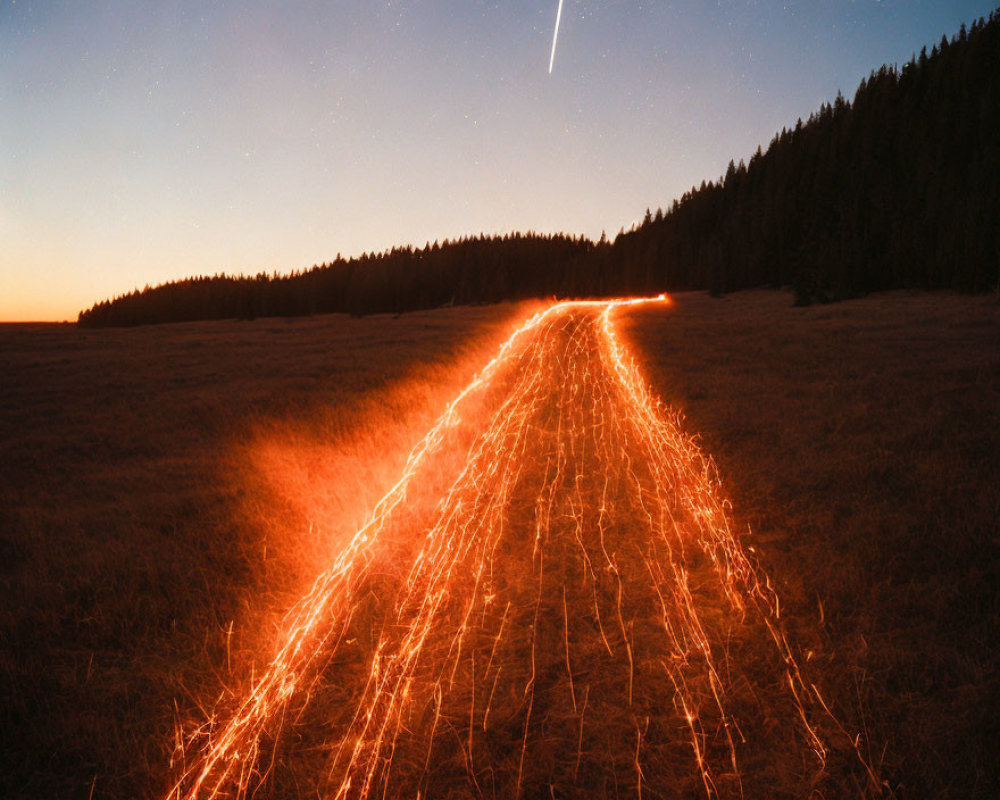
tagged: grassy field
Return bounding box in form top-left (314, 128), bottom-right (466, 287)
top-left (624, 291), bottom-right (999, 800)
top-left (1, 291), bottom-right (996, 798)
top-left (0, 304), bottom-right (532, 800)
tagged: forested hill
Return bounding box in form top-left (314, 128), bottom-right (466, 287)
top-left (78, 234), bottom-right (598, 326)
top-left (79, 12), bottom-right (999, 326)
top-left (608, 11), bottom-right (999, 304)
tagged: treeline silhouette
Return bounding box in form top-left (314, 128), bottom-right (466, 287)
top-left (79, 12), bottom-right (999, 326)
top-left (610, 11), bottom-right (999, 304)
top-left (78, 234), bottom-right (598, 325)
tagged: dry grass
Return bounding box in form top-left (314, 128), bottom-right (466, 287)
top-left (0, 304), bottom-right (533, 800)
top-left (623, 290), bottom-right (999, 800)
top-left (1, 290), bottom-right (996, 798)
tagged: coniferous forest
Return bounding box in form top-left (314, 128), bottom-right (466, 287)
top-left (79, 13), bottom-right (999, 326)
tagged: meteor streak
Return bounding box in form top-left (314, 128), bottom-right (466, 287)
top-left (166, 295), bottom-right (883, 799)
top-left (549, 0), bottom-right (565, 74)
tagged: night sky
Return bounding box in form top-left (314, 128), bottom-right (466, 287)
top-left (1, 1), bottom-right (994, 320)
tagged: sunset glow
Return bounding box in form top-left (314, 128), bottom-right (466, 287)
top-left (2, 2), bottom-right (992, 321)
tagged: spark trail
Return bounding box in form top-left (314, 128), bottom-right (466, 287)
top-left (167, 296), bottom-right (882, 799)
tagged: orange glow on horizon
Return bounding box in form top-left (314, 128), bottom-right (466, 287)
top-left (166, 293), bottom-right (882, 799)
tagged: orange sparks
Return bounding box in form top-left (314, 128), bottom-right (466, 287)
top-left (166, 295), bottom-right (883, 799)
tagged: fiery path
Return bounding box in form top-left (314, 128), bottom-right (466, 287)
top-left (168, 296), bottom-right (881, 799)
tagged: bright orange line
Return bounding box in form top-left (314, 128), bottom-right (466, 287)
top-left (166, 293), bottom-right (880, 800)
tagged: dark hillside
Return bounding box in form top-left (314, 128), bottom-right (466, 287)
top-left (77, 234), bottom-right (596, 327)
top-left (612, 11), bottom-right (1000, 303)
top-left (78, 12), bottom-right (999, 326)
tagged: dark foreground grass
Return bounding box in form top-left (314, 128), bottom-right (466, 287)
top-left (0, 305), bottom-right (529, 800)
top-left (624, 291), bottom-right (999, 800)
top-left (1, 291), bottom-right (996, 798)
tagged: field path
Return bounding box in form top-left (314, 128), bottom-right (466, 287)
top-left (167, 297), bottom-right (877, 799)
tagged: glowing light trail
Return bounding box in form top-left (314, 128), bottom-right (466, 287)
top-left (549, 0), bottom-right (565, 74)
top-left (166, 296), bottom-right (883, 799)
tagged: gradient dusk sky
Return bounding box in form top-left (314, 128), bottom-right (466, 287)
top-left (1, 1), bottom-right (994, 321)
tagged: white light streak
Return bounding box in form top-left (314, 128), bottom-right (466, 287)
top-left (548, 0), bottom-right (564, 74)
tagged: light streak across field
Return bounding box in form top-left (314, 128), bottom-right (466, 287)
top-left (167, 295), bottom-right (883, 799)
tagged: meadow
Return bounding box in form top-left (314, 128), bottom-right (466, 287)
top-left (625, 292), bottom-right (998, 799)
top-left (1, 291), bottom-right (996, 799)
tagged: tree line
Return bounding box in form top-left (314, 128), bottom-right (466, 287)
top-left (79, 12), bottom-right (999, 326)
top-left (78, 234), bottom-right (599, 326)
top-left (609, 11), bottom-right (999, 304)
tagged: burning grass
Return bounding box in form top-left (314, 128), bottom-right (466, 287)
top-left (1, 290), bottom-right (996, 798)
